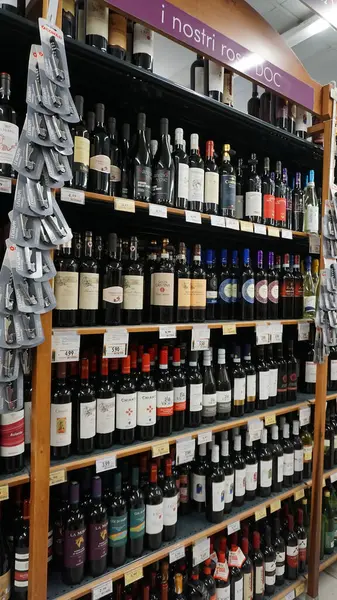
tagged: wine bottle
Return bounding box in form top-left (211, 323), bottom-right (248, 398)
top-left (256, 346), bottom-right (269, 411)
top-left (78, 231), bottom-right (99, 326)
top-left (53, 482), bottom-right (69, 569)
top-left (206, 445), bottom-right (225, 523)
top-left (145, 464), bottom-right (163, 550)
top-left (262, 157), bottom-right (275, 226)
top-left (126, 466), bottom-right (145, 558)
top-left (273, 515), bottom-right (285, 586)
top-left (230, 250), bottom-right (240, 320)
top-left (219, 144), bottom-right (236, 218)
top-left (172, 347), bottom-right (186, 432)
top-left (285, 514), bottom-right (298, 580)
top-left (216, 348), bottom-right (231, 420)
top-left (301, 423), bottom-right (313, 479)
top-left (161, 458), bottom-right (178, 541)
top-left (241, 537), bottom-right (253, 600)
top-left (108, 471), bottom-right (127, 567)
top-left (54, 239), bottom-right (80, 328)
top-left (87, 476), bottom-right (108, 577)
top-left (266, 345), bottom-right (278, 406)
top-left (133, 113), bottom-right (152, 202)
top-left (245, 153), bottom-right (261, 223)
top-left (264, 524), bottom-right (276, 595)
top-left (151, 239), bottom-right (174, 324)
top-left (206, 59), bottom-right (224, 101)
top-left (106, 117), bottom-right (121, 197)
top-left (136, 353), bottom-right (156, 441)
top-left (156, 348), bottom-right (174, 437)
top-left (62, 482), bottom-right (86, 585)
top-left (202, 558), bottom-right (217, 599)
top-left (108, 11), bottom-right (127, 58)
top-left (70, 95), bottom-right (90, 190)
top-left (188, 134), bottom-right (204, 212)
top-left (191, 443), bottom-right (207, 512)
top-left (95, 358), bottom-right (115, 449)
top-left (123, 236), bottom-right (144, 325)
top-left (252, 531), bottom-right (265, 600)
top-left (322, 490), bottom-right (335, 555)
top-left (13, 499), bottom-right (30, 598)
top-left (204, 140), bottom-right (219, 215)
top-left (190, 244), bottom-right (206, 322)
top-left (132, 23), bottom-right (154, 71)
top-left (296, 508), bottom-right (307, 573)
top-left (280, 254), bottom-right (294, 319)
top-left (259, 89), bottom-right (275, 123)
top-left (255, 250), bottom-right (268, 320)
top-left (186, 351), bottom-right (203, 427)
top-left (241, 248), bottom-right (255, 320)
top-left (235, 158), bottom-right (244, 220)
top-left (89, 103), bottom-right (110, 194)
top-left (243, 345), bottom-right (256, 413)
top-left (50, 362), bottom-right (72, 460)
top-left (303, 256), bottom-right (316, 318)
top-left (292, 420), bottom-right (304, 483)
top-left (102, 233), bottom-right (122, 325)
top-left (247, 83), bottom-right (260, 117)
top-left (202, 350), bottom-right (216, 424)
top-left (0, 73), bottom-right (18, 178)
top-left (233, 435), bottom-right (246, 507)
top-left (175, 242), bottom-right (190, 323)
top-left (275, 345), bottom-right (287, 404)
top-left (74, 358), bottom-right (96, 455)
top-left (304, 170), bottom-right (319, 234)
top-left (271, 425), bottom-right (284, 492)
top-left (231, 347), bottom-right (246, 418)
top-left (258, 428), bottom-right (273, 497)
top-left (230, 540), bottom-right (244, 600)
top-left (152, 118), bottom-right (173, 206)
top-left (190, 55), bottom-right (206, 95)
top-left (287, 341), bottom-right (298, 402)
top-left (244, 432), bottom-right (258, 501)
top-left (120, 123), bottom-right (131, 198)
top-left (85, 0), bottom-right (108, 51)
top-left (282, 423), bottom-right (294, 487)
top-left (218, 249), bottom-right (230, 320)
top-left (293, 172), bottom-right (304, 232)
top-left (275, 161), bottom-right (287, 229)
top-left (220, 439), bottom-right (234, 514)
top-left (173, 128), bottom-right (189, 209)
top-left (179, 462), bottom-right (191, 516)
top-left (293, 254), bottom-right (303, 319)
top-left (205, 250), bottom-right (217, 320)
top-left (115, 355), bottom-right (136, 445)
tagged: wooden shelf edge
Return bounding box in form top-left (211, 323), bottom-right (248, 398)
top-left (319, 551), bottom-right (337, 572)
top-left (270, 577), bottom-right (306, 600)
top-left (51, 481), bottom-right (311, 600)
top-left (0, 471), bottom-right (30, 487)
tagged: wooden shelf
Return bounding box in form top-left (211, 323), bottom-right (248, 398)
top-left (268, 577), bottom-right (307, 600)
top-left (0, 468), bottom-right (29, 488)
top-left (319, 550), bottom-right (337, 572)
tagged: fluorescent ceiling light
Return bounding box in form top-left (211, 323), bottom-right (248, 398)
top-left (306, 18), bottom-right (330, 35)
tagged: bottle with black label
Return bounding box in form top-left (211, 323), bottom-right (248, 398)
top-left (245, 153), bottom-right (262, 223)
top-left (275, 161), bottom-right (287, 229)
top-left (79, 231), bottom-right (99, 326)
top-left (108, 471), bottom-right (127, 567)
top-left (89, 103), bottom-right (110, 195)
top-left (126, 466), bottom-right (145, 558)
top-left (50, 362), bottom-right (72, 460)
top-left (233, 434), bottom-right (246, 507)
top-left (132, 23), bottom-right (154, 71)
top-left (216, 348), bottom-right (231, 420)
top-left (186, 351), bottom-right (203, 427)
top-left (204, 140), bottom-right (219, 215)
top-left (266, 345), bottom-right (278, 407)
top-left (123, 237), bottom-right (144, 325)
top-left (244, 432), bottom-right (258, 501)
top-left (108, 11), bottom-right (127, 59)
top-left (190, 55), bottom-right (206, 95)
top-left (107, 117), bottom-right (121, 197)
top-left (62, 483), bottom-right (86, 585)
top-left (231, 347), bottom-right (246, 418)
top-left (271, 425), bottom-right (283, 492)
top-left (258, 428), bottom-right (272, 497)
top-left (95, 358), bottom-right (115, 450)
top-left (133, 113), bottom-right (152, 202)
top-left (120, 123), bottom-right (131, 198)
top-left (188, 134), bottom-right (204, 212)
top-left (173, 128), bottom-right (189, 209)
top-left (205, 250), bottom-right (218, 320)
top-left (86, 0), bottom-right (108, 51)
top-left (151, 239), bottom-right (174, 324)
top-left (219, 144), bottom-right (236, 218)
top-left (243, 344), bottom-right (256, 413)
top-left (152, 118), bottom-right (173, 206)
top-left (54, 238), bottom-right (80, 327)
top-left (175, 242), bottom-right (191, 323)
top-left (71, 95), bottom-right (90, 190)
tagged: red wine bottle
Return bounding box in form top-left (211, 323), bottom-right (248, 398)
top-left (0, 408), bottom-right (24, 474)
top-left (172, 347), bottom-right (186, 432)
top-left (256, 346), bottom-right (269, 411)
top-left (173, 128), bottom-right (189, 209)
top-left (152, 118), bottom-right (173, 206)
top-left (63, 482), bottom-right (86, 585)
top-left (116, 355), bottom-right (137, 445)
top-left (123, 236), bottom-right (144, 325)
top-left (175, 242), bottom-right (191, 323)
top-left (206, 445), bottom-right (225, 523)
top-left (53, 482), bottom-right (69, 569)
top-left (74, 358), bottom-right (96, 455)
top-left (202, 558), bottom-right (217, 598)
top-left (243, 345), bottom-right (256, 413)
top-left (241, 249), bottom-right (255, 320)
top-left (53, 238), bottom-right (80, 327)
top-left (89, 103), bottom-right (110, 195)
top-left (293, 420), bottom-right (303, 483)
top-left (264, 524), bottom-right (276, 595)
top-left (145, 464), bottom-right (163, 550)
top-left (87, 476), bottom-right (108, 577)
top-left (287, 341), bottom-right (298, 401)
top-left (102, 233), bottom-right (123, 326)
top-left (0, 507), bottom-right (10, 596)
top-left (247, 83), bottom-right (260, 117)
top-left (280, 254), bottom-right (294, 318)
top-left (233, 435), bottom-right (246, 507)
top-left (136, 353), bottom-right (156, 441)
top-left (127, 466), bottom-right (145, 558)
top-left (50, 362), bottom-right (72, 459)
top-left (133, 113), bottom-right (152, 201)
top-left (266, 345), bottom-right (278, 407)
top-left (188, 134), bottom-right (204, 212)
top-left (186, 351), bottom-right (203, 427)
top-left (252, 531), bottom-right (265, 600)
top-left (293, 254), bottom-right (303, 318)
top-left (79, 231), bottom-right (99, 326)
top-left (276, 345), bottom-right (287, 404)
top-left (204, 140), bottom-right (219, 215)
top-left (0, 73), bottom-right (18, 177)
top-left (191, 443), bottom-right (207, 512)
top-left (271, 425), bottom-right (283, 492)
top-left (296, 508), bottom-right (307, 573)
top-left (161, 458), bottom-right (178, 541)
top-left (218, 249), bottom-right (230, 320)
top-left (95, 358), bottom-right (115, 450)
top-left (231, 347), bottom-right (246, 418)
top-left (156, 349), bottom-right (174, 437)
top-left (216, 348), bottom-right (231, 420)
top-left (190, 244), bottom-right (206, 322)
top-left (282, 424), bottom-right (294, 487)
top-left (202, 350), bottom-right (217, 424)
top-left (229, 540), bottom-right (243, 600)
top-left (220, 440), bottom-right (234, 513)
top-left (262, 157), bottom-right (275, 226)
top-left (151, 240), bottom-right (174, 324)
top-left (244, 432), bottom-right (258, 501)
top-left (241, 537), bottom-right (253, 600)
top-left (285, 514), bottom-right (298, 580)
top-left (108, 471), bottom-right (127, 567)
top-left (13, 499), bottom-right (29, 599)
top-left (255, 250), bottom-right (267, 320)
top-left (258, 428), bottom-right (272, 497)
top-left (267, 251), bottom-right (279, 319)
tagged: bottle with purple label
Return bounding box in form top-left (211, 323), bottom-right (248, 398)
top-left (241, 249), bottom-right (255, 321)
top-left (267, 252), bottom-right (279, 319)
top-left (87, 476), bottom-right (108, 577)
top-left (255, 250), bottom-right (267, 320)
top-left (62, 482), bottom-right (86, 585)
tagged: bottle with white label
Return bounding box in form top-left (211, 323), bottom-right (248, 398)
top-left (233, 435), bottom-right (246, 507)
top-left (243, 345), bottom-right (256, 413)
top-left (220, 439), bottom-right (234, 513)
top-left (304, 170), bottom-right (319, 234)
top-left (245, 153), bottom-right (262, 223)
top-left (136, 353), bottom-right (156, 441)
top-left (0, 73), bottom-right (19, 178)
top-left (74, 358), bottom-right (96, 455)
top-left (132, 22), bottom-right (154, 71)
top-left (304, 335), bottom-right (316, 395)
top-left (89, 103), bottom-right (110, 195)
top-left (206, 59), bottom-right (224, 102)
top-left (202, 350), bottom-right (217, 424)
top-left (216, 349), bottom-right (231, 420)
top-left (206, 445), bottom-right (225, 523)
top-left (172, 128), bottom-right (189, 210)
top-left (215, 549), bottom-right (231, 599)
top-left (328, 347), bottom-right (337, 391)
top-left (54, 237), bottom-right (80, 328)
top-left (258, 428), bottom-right (273, 497)
top-left (160, 458), bottom-right (178, 542)
top-left (102, 233), bottom-right (123, 326)
top-left (13, 499), bottom-right (30, 597)
top-left (192, 443), bottom-right (207, 512)
top-left (273, 515), bottom-right (286, 585)
top-left (145, 463), bottom-right (163, 550)
top-left (282, 423), bottom-right (294, 487)
top-left (71, 95), bottom-right (90, 191)
top-left (252, 531), bottom-right (265, 600)
top-left (296, 508), bottom-right (307, 573)
top-left (172, 347), bottom-right (186, 432)
top-left (95, 358), bottom-right (115, 450)
top-left (292, 420), bottom-right (303, 483)
top-left (271, 425), bottom-right (284, 493)
top-left (230, 541), bottom-right (244, 600)
top-left (231, 347), bottom-right (246, 418)
top-left (188, 133), bottom-right (204, 212)
top-left (285, 514), bottom-right (299, 580)
top-left (123, 236), bottom-right (144, 325)
top-left (256, 346), bottom-right (269, 411)
top-left (264, 525), bottom-right (276, 595)
top-left (79, 231), bottom-right (99, 326)
top-left (266, 345), bottom-right (278, 407)
top-left (244, 432), bottom-right (258, 501)
top-left (186, 351), bottom-right (203, 427)
top-left (151, 239), bottom-right (175, 324)
top-left (204, 140), bottom-right (219, 215)
top-left (86, 0), bottom-right (109, 52)
top-left (50, 362), bottom-right (72, 460)
top-left (116, 355), bottom-right (137, 445)
top-left (241, 537), bottom-right (254, 600)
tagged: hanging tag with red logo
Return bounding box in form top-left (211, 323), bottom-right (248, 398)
top-left (228, 546), bottom-right (246, 568)
top-left (214, 560), bottom-right (229, 581)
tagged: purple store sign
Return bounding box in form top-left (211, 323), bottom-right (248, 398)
top-left (300, 0), bottom-right (337, 31)
top-left (107, 0), bottom-right (314, 110)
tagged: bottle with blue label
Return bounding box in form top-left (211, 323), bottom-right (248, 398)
top-left (219, 144), bottom-right (236, 217)
top-left (230, 250), bottom-right (240, 320)
top-left (206, 250), bottom-right (218, 320)
top-left (255, 250), bottom-right (268, 320)
top-left (218, 249), bottom-right (231, 320)
top-left (241, 248), bottom-right (255, 320)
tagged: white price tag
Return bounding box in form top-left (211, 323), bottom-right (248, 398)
top-left (191, 326), bottom-right (210, 351)
top-left (96, 455), bottom-right (117, 473)
top-left (0, 177), bottom-right (12, 194)
top-left (298, 322), bottom-right (310, 341)
top-left (330, 472), bottom-right (337, 483)
top-left (270, 323), bottom-right (283, 343)
top-left (225, 217), bottom-right (240, 230)
top-left (92, 580), bottom-right (113, 600)
top-left (185, 210), bottom-right (202, 224)
top-left (103, 328), bottom-right (128, 358)
top-left (285, 591), bottom-right (295, 600)
top-left (193, 538), bottom-right (210, 567)
top-left (198, 431), bottom-right (212, 445)
top-left (268, 226), bottom-right (280, 237)
top-left (299, 407), bottom-right (311, 427)
top-left (210, 215), bottom-right (225, 228)
top-left (169, 546), bottom-right (185, 564)
top-left (176, 438), bottom-right (196, 465)
top-left (256, 324), bottom-right (270, 345)
top-left (52, 332), bottom-right (80, 363)
top-left (309, 234), bottom-right (320, 254)
top-left (60, 187), bottom-right (85, 205)
top-left (149, 203), bottom-right (167, 218)
top-left (114, 198), bottom-right (135, 213)
top-left (227, 520), bottom-right (240, 535)
top-left (254, 224), bottom-right (266, 235)
top-left (159, 325), bottom-right (177, 339)
top-left (281, 229), bottom-right (293, 239)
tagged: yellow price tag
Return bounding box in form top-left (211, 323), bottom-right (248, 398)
top-left (265, 414), bottom-right (276, 426)
top-left (268, 226), bottom-right (280, 237)
top-left (124, 566), bottom-right (143, 586)
top-left (50, 470), bottom-right (67, 486)
top-left (255, 507), bottom-right (267, 521)
top-left (240, 221), bottom-right (254, 233)
top-left (114, 198), bottom-right (135, 213)
top-left (295, 583), bottom-right (305, 597)
top-left (222, 324), bottom-right (237, 335)
top-left (294, 489), bottom-right (305, 501)
top-left (270, 500), bottom-right (281, 514)
top-left (0, 485), bottom-right (9, 501)
top-left (152, 442), bottom-right (170, 458)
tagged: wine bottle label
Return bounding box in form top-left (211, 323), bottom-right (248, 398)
top-left (74, 136), bottom-right (90, 170)
top-left (89, 154), bottom-right (110, 172)
top-left (110, 164), bottom-right (121, 183)
top-left (216, 584), bottom-right (231, 599)
top-left (325, 439), bottom-right (330, 448)
top-left (88, 520), bottom-right (108, 561)
top-left (277, 371), bottom-right (287, 395)
top-left (268, 280), bottom-right (279, 304)
top-left (116, 392), bottom-right (137, 429)
top-left (245, 191), bottom-right (262, 217)
top-left (178, 163), bottom-right (189, 200)
top-left (255, 279), bottom-right (268, 304)
top-left (234, 468), bottom-right (246, 497)
top-left (277, 456), bottom-right (284, 482)
top-left (220, 174), bottom-right (236, 210)
top-left (235, 195), bottom-right (244, 220)
top-left (24, 401), bottom-right (32, 445)
top-left (163, 494), bottom-right (178, 526)
top-left (255, 566), bottom-right (265, 595)
top-left (202, 393), bottom-right (217, 418)
top-left (305, 361), bottom-right (317, 383)
top-left (232, 280), bottom-right (238, 303)
top-left (188, 167), bottom-right (204, 203)
top-left (79, 272), bottom-right (99, 310)
top-left (294, 448), bottom-right (304, 472)
top-left (177, 278), bottom-right (191, 309)
top-left (0, 121), bottom-right (19, 165)
top-left (330, 359), bottom-right (337, 380)
top-left (134, 165), bottom-right (152, 199)
top-left (64, 527), bottom-right (86, 568)
top-left (123, 275), bottom-right (144, 310)
top-left (80, 400), bottom-right (96, 439)
top-left (0, 570), bottom-right (10, 599)
top-left (216, 390), bottom-right (231, 412)
top-left (189, 383), bottom-right (203, 412)
top-left (194, 66), bottom-right (205, 95)
top-left (303, 295), bottom-right (316, 314)
top-left (174, 386), bottom-right (186, 411)
top-left (246, 374), bottom-right (256, 402)
top-left (156, 390), bottom-right (174, 417)
top-left (275, 197), bottom-right (286, 222)
top-left (242, 279), bottom-right (254, 304)
top-left (108, 514), bottom-right (127, 547)
top-left (258, 371), bottom-right (269, 400)
top-left (133, 23), bottom-right (154, 56)
top-left (219, 278), bottom-right (232, 304)
top-left (303, 444), bottom-right (313, 462)
top-left (179, 474), bottom-right (189, 504)
top-left (153, 168), bottom-right (171, 202)
top-left (224, 72), bottom-right (233, 106)
top-left (260, 459), bottom-right (272, 487)
top-left (208, 62), bottom-right (224, 92)
top-left (294, 280), bottom-right (303, 298)
top-left (190, 279), bottom-right (206, 308)
top-left (96, 396), bottom-right (115, 434)
top-left (325, 530), bottom-right (335, 550)
top-left (265, 561), bottom-right (276, 574)
top-left (145, 502), bottom-right (163, 534)
top-left (108, 12), bottom-right (127, 49)
top-left (0, 410), bottom-right (24, 457)
top-left (269, 368), bottom-right (278, 397)
top-left (298, 538), bottom-right (307, 562)
top-left (151, 272), bottom-right (174, 307)
top-left (334, 435), bottom-right (337, 449)
top-left (86, 0), bottom-right (108, 38)
top-left (245, 462), bottom-right (258, 491)
top-left (205, 171), bottom-right (219, 204)
top-left (243, 571), bottom-right (253, 600)
top-left (263, 194), bottom-right (275, 220)
top-left (233, 377), bottom-right (245, 405)
top-left (280, 279), bottom-right (294, 298)
top-left (129, 506), bottom-right (145, 539)
top-left (50, 403), bottom-right (72, 447)
top-left (14, 551), bottom-right (29, 589)
top-left (286, 545), bottom-right (298, 569)
top-left (296, 108), bottom-right (307, 132)
top-left (234, 577), bottom-right (243, 600)
top-left (55, 271), bottom-right (79, 310)
top-left (103, 285), bottom-right (123, 304)
top-left (306, 205), bottom-right (319, 233)
top-left (192, 473), bottom-right (206, 502)
top-left (212, 480), bottom-right (225, 512)
top-left (276, 551), bottom-right (285, 576)
top-left (283, 452), bottom-right (294, 476)
top-left (137, 390), bottom-right (156, 426)
top-left (265, 573), bottom-right (276, 587)
top-left (224, 473), bottom-right (234, 503)
top-left (288, 371), bottom-right (297, 392)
